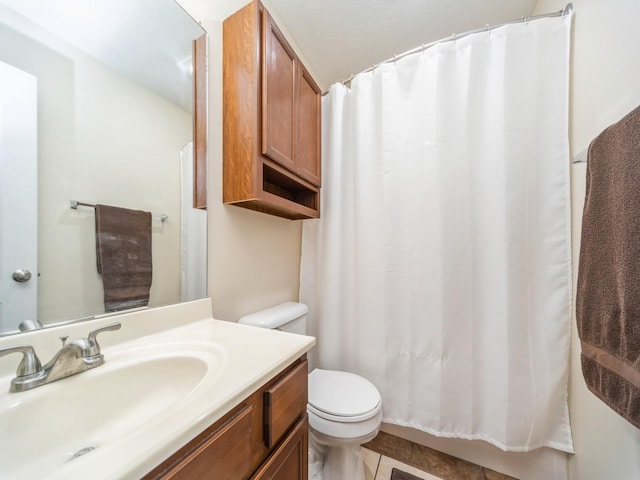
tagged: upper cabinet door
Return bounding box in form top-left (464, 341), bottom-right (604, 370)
top-left (295, 63), bottom-right (321, 186)
top-left (261, 9), bottom-right (296, 172)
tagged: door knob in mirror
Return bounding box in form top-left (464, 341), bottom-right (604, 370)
top-left (11, 269), bottom-right (32, 283)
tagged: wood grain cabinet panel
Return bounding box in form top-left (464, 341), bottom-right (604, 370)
top-left (223, 1), bottom-right (321, 220)
top-left (251, 418), bottom-right (308, 480)
top-left (264, 359), bottom-right (308, 448)
top-left (262, 12), bottom-right (296, 171)
top-left (193, 33), bottom-right (207, 209)
top-left (146, 404), bottom-right (253, 480)
top-left (295, 64), bottom-right (321, 186)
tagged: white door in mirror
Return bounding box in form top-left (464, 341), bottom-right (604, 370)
top-left (0, 61), bottom-right (38, 332)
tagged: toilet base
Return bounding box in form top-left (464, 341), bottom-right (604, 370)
top-left (308, 426), bottom-right (380, 480)
top-left (308, 434), bottom-right (326, 480)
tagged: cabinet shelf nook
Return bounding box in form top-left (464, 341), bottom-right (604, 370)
top-left (223, 0), bottom-right (321, 220)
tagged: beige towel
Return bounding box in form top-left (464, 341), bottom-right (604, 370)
top-left (576, 105), bottom-right (640, 428)
top-left (95, 204), bottom-right (152, 312)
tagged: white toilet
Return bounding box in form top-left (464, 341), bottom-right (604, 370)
top-left (238, 302), bottom-right (382, 480)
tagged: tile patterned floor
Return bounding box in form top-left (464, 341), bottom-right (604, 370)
top-left (362, 432), bottom-right (518, 480)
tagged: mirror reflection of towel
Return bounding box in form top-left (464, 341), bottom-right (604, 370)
top-left (95, 204), bottom-right (152, 312)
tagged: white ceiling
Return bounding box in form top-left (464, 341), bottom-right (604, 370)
top-left (265, 0), bottom-right (539, 90)
top-left (0, 0), bottom-right (205, 111)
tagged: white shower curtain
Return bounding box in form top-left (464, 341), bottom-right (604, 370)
top-left (180, 142), bottom-right (207, 302)
top-left (300, 13), bottom-right (574, 453)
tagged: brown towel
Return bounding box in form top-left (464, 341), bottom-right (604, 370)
top-left (95, 204), bottom-right (152, 312)
top-left (576, 105), bottom-right (640, 428)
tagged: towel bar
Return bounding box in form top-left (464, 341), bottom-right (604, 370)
top-left (70, 200), bottom-right (168, 222)
top-left (572, 149), bottom-right (587, 164)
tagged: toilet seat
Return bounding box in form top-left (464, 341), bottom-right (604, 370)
top-left (308, 369), bottom-right (382, 423)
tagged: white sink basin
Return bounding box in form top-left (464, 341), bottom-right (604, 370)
top-left (0, 341), bottom-right (225, 479)
top-left (0, 312), bottom-right (314, 480)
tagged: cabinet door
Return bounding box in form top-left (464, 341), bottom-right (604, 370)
top-left (160, 405), bottom-right (253, 480)
top-left (251, 417), bottom-right (308, 480)
top-left (295, 64), bottom-right (321, 186)
top-left (261, 9), bottom-right (296, 172)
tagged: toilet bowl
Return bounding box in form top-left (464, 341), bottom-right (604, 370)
top-left (238, 302), bottom-right (383, 480)
top-left (308, 368), bottom-right (382, 444)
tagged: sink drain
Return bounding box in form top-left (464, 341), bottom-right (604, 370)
top-left (67, 446), bottom-right (96, 462)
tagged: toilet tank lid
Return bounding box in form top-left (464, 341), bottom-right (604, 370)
top-left (237, 302), bottom-right (308, 329)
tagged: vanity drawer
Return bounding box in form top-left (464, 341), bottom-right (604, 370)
top-left (264, 358), bottom-right (308, 448)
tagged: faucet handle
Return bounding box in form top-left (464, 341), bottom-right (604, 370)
top-left (86, 322), bottom-right (121, 357)
top-left (0, 345), bottom-right (42, 377)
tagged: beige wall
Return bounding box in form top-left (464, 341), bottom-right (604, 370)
top-left (0, 15), bottom-right (190, 324)
top-left (176, 0), bottom-right (311, 322)
top-left (64, 51), bottom-right (189, 319)
top-left (533, 1), bottom-right (640, 479)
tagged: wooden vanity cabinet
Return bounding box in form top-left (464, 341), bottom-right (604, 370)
top-left (144, 356), bottom-right (308, 480)
top-left (223, 1), bottom-right (321, 220)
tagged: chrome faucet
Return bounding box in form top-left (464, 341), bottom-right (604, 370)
top-left (0, 322), bottom-right (121, 393)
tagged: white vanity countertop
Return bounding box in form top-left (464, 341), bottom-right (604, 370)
top-left (0, 310), bottom-right (315, 480)
top-left (92, 319), bottom-right (314, 480)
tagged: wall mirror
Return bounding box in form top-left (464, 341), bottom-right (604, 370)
top-left (0, 0), bottom-right (207, 336)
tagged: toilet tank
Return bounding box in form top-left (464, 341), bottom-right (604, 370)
top-left (238, 302), bottom-right (308, 335)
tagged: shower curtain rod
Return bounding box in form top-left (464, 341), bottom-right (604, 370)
top-left (336, 3), bottom-right (573, 89)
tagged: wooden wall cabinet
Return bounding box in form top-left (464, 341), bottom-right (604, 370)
top-left (193, 34), bottom-right (207, 209)
top-left (144, 356), bottom-right (308, 480)
top-left (223, 1), bottom-right (321, 220)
